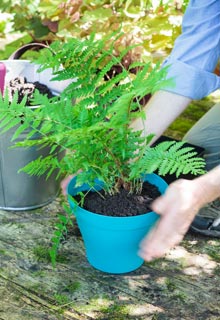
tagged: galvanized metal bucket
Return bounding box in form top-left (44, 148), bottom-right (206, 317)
top-left (0, 43), bottom-right (70, 210)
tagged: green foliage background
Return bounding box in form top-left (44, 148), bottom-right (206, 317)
top-left (0, 0), bottom-right (189, 63)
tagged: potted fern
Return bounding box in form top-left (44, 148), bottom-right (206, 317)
top-left (0, 33), bottom-right (205, 273)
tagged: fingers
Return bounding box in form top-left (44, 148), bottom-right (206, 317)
top-left (139, 221), bottom-right (185, 261)
top-left (151, 195), bottom-right (170, 216)
top-left (151, 181), bottom-right (183, 215)
top-left (139, 210), bottom-right (184, 261)
top-left (61, 175), bottom-right (74, 196)
top-left (139, 180), bottom-right (199, 262)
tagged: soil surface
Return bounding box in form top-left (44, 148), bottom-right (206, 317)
top-left (7, 76), bottom-right (54, 105)
top-left (82, 181), bottom-right (161, 216)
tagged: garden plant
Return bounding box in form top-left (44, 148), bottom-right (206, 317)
top-left (0, 32), bottom-right (205, 270)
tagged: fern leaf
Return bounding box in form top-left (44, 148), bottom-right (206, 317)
top-left (128, 61), bottom-right (147, 71)
top-left (20, 155), bottom-right (59, 178)
top-left (139, 141), bottom-right (206, 178)
top-left (167, 141), bottom-right (193, 154)
top-left (11, 122), bottom-right (30, 140)
top-left (98, 70), bottom-right (128, 95)
top-left (96, 57), bottom-right (122, 83)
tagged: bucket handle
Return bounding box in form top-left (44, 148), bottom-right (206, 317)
top-left (9, 43), bottom-right (49, 60)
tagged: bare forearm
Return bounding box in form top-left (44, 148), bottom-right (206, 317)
top-left (131, 90), bottom-right (191, 143)
top-left (193, 165), bottom-right (220, 207)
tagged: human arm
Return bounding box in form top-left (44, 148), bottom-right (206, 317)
top-left (131, 90), bottom-right (191, 144)
top-left (139, 165), bottom-right (220, 261)
top-left (161, 0), bottom-right (220, 100)
top-left (132, 0), bottom-right (220, 141)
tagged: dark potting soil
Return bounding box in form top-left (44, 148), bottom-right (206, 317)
top-left (80, 181), bottom-right (161, 217)
top-left (7, 76), bottom-right (54, 105)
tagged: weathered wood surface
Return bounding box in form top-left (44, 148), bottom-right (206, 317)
top-left (0, 198), bottom-right (220, 320)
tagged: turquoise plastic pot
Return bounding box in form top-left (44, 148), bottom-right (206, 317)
top-left (68, 174), bottom-right (168, 274)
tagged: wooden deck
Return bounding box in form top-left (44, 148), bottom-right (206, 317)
top-left (0, 196), bottom-right (220, 320)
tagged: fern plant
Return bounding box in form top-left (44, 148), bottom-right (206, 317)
top-left (0, 32), bottom-right (205, 197)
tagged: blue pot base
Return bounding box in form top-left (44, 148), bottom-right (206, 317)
top-left (68, 173), bottom-right (168, 274)
top-left (87, 256), bottom-right (144, 274)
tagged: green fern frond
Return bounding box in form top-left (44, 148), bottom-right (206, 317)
top-left (165, 140), bottom-right (189, 152)
top-left (133, 61), bottom-right (151, 83)
top-left (98, 70), bottom-right (129, 95)
top-left (95, 51), bottom-right (115, 75)
top-left (129, 140), bottom-right (206, 182)
top-left (96, 57), bottom-right (122, 81)
top-left (128, 61), bottom-right (147, 71)
top-left (11, 122), bottom-right (31, 141)
top-left (0, 91), bottom-right (28, 134)
top-left (142, 143), bottom-right (206, 177)
top-left (0, 31), bottom-right (206, 196)
top-left (20, 154), bottom-right (60, 179)
top-left (153, 140), bottom-right (177, 152)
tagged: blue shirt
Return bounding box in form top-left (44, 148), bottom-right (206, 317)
top-left (162, 0), bottom-right (220, 100)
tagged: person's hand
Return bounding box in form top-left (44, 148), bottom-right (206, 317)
top-left (139, 179), bottom-right (204, 262)
top-left (61, 175), bottom-right (74, 196)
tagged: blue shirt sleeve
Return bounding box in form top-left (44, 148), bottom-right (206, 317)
top-left (162, 0), bottom-right (220, 100)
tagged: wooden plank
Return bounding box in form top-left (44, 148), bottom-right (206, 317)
top-left (0, 203), bottom-right (220, 319)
